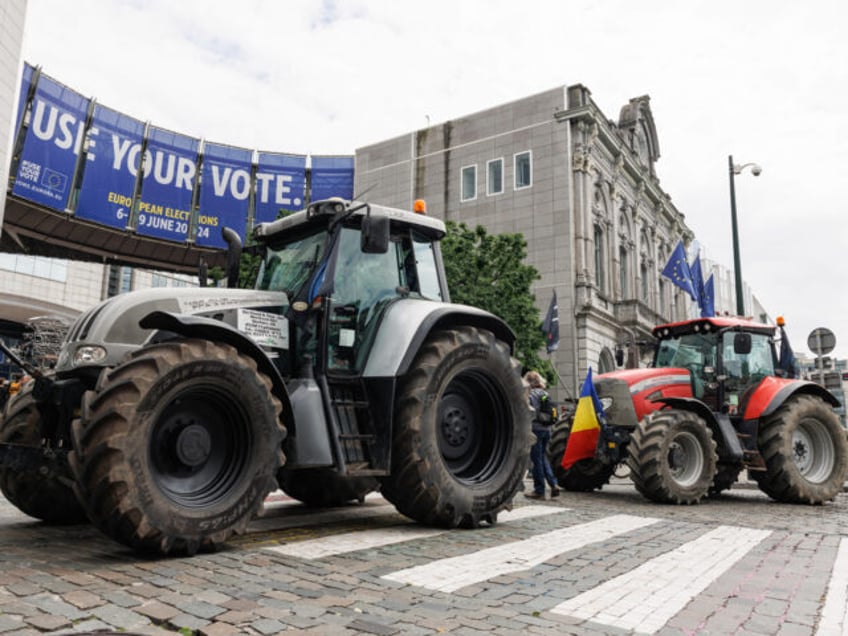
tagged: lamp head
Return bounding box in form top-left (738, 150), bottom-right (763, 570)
top-left (750, 165), bottom-right (762, 176)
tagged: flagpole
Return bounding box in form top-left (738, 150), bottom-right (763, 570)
top-left (552, 353), bottom-right (574, 401)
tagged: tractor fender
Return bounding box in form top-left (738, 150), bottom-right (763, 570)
top-left (362, 299), bottom-right (516, 378)
top-left (138, 310), bottom-right (295, 431)
top-left (652, 396), bottom-right (744, 461)
top-left (743, 376), bottom-right (840, 420)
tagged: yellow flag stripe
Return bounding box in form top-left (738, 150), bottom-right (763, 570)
top-left (570, 395), bottom-right (599, 433)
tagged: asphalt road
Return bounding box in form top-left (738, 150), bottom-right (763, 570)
top-left (1, 475), bottom-right (846, 635)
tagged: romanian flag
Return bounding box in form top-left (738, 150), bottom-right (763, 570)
top-left (561, 368), bottom-right (605, 470)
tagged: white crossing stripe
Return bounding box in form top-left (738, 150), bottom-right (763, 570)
top-left (265, 505), bottom-right (564, 559)
top-left (551, 525), bottom-right (771, 634)
top-left (382, 514), bottom-right (659, 592)
top-left (817, 536), bottom-right (848, 635)
top-left (251, 493), bottom-right (394, 532)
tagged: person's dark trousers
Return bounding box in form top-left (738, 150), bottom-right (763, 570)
top-left (530, 428), bottom-right (556, 495)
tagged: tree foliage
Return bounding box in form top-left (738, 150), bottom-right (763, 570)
top-left (441, 221), bottom-right (555, 383)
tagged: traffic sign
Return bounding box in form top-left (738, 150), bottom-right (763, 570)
top-left (808, 327), bottom-right (836, 355)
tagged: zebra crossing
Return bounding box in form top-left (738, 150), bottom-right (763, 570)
top-left (258, 495), bottom-right (848, 634)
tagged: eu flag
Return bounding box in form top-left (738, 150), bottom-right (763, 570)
top-left (690, 252), bottom-right (704, 307)
top-left (542, 291), bottom-right (559, 353)
top-left (701, 274), bottom-right (716, 317)
top-left (661, 240), bottom-right (697, 301)
top-left (778, 324), bottom-right (798, 378)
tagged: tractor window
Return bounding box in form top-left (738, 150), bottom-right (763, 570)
top-left (328, 227), bottom-right (405, 371)
top-left (256, 230), bottom-right (327, 295)
top-left (655, 332), bottom-right (717, 399)
top-left (655, 333), bottom-right (716, 370)
top-left (412, 233), bottom-right (443, 301)
top-left (722, 332), bottom-right (775, 384)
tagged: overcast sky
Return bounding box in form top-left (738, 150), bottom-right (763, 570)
top-left (20, 0), bottom-right (848, 360)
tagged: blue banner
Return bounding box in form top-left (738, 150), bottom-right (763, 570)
top-left (197, 143), bottom-right (252, 248)
top-left (135, 127), bottom-right (199, 241)
top-left (311, 155), bottom-right (354, 202)
top-left (14, 63), bottom-right (35, 141)
top-left (8, 67), bottom-right (358, 253)
top-left (11, 73), bottom-right (89, 211)
top-left (75, 104), bottom-right (146, 229)
top-left (254, 152), bottom-right (307, 224)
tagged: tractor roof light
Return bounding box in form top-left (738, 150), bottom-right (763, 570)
top-left (413, 199), bottom-right (427, 214)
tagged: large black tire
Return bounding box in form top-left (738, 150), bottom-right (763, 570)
top-left (548, 417), bottom-right (615, 491)
top-left (277, 468), bottom-right (379, 507)
top-left (379, 327), bottom-right (530, 528)
top-left (627, 409), bottom-right (717, 505)
top-left (753, 394), bottom-right (848, 504)
top-left (69, 340), bottom-right (285, 555)
top-left (0, 384), bottom-right (88, 524)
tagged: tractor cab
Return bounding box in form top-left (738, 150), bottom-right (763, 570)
top-left (652, 317), bottom-right (778, 417)
top-left (252, 198), bottom-right (448, 377)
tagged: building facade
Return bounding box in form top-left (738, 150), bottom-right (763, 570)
top-left (0, 0), bottom-right (27, 233)
top-left (355, 85), bottom-right (703, 397)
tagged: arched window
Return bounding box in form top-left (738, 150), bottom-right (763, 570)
top-left (594, 224), bottom-right (605, 293)
top-left (619, 245), bottom-right (629, 299)
top-left (599, 348), bottom-right (616, 373)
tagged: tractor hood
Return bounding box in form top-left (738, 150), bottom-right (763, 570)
top-left (595, 367), bottom-right (694, 426)
top-left (55, 287), bottom-right (288, 374)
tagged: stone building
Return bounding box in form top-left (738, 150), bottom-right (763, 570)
top-left (355, 85), bottom-right (697, 398)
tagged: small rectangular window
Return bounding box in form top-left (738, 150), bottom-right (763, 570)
top-left (514, 151), bottom-right (532, 190)
top-left (461, 165), bottom-right (477, 202)
top-left (487, 158), bottom-right (503, 196)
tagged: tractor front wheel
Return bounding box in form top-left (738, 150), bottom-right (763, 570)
top-left (0, 384), bottom-right (88, 524)
top-left (627, 409), bottom-right (717, 504)
top-left (70, 340), bottom-right (285, 555)
top-left (754, 394), bottom-right (848, 504)
top-left (380, 327), bottom-right (530, 528)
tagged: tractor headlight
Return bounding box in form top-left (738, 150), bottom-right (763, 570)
top-left (73, 345), bottom-right (107, 366)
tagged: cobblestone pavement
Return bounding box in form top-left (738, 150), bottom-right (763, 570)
top-left (2, 476), bottom-right (848, 635)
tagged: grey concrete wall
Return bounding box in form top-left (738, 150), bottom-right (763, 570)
top-left (0, 0), bottom-right (27, 235)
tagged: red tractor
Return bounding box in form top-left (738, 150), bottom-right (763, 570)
top-left (549, 316), bottom-right (848, 504)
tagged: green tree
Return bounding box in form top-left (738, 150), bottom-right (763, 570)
top-left (441, 221), bottom-right (556, 384)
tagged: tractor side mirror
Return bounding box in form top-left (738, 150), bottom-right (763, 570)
top-left (361, 214), bottom-right (390, 254)
top-left (733, 333), bottom-right (752, 355)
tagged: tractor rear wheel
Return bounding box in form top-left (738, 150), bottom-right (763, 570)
top-left (0, 384), bottom-right (88, 524)
top-left (627, 409), bottom-right (717, 504)
top-left (548, 417), bottom-right (615, 491)
top-left (754, 394), bottom-right (848, 504)
top-left (277, 468), bottom-right (378, 507)
top-left (70, 340), bottom-right (285, 555)
top-left (380, 327), bottom-right (530, 528)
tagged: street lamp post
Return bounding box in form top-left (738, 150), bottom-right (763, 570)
top-left (728, 155), bottom-right (762, 316)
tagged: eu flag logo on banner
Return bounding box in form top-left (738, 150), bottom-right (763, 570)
top-left (662, 240), bottom-right (697, 301)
